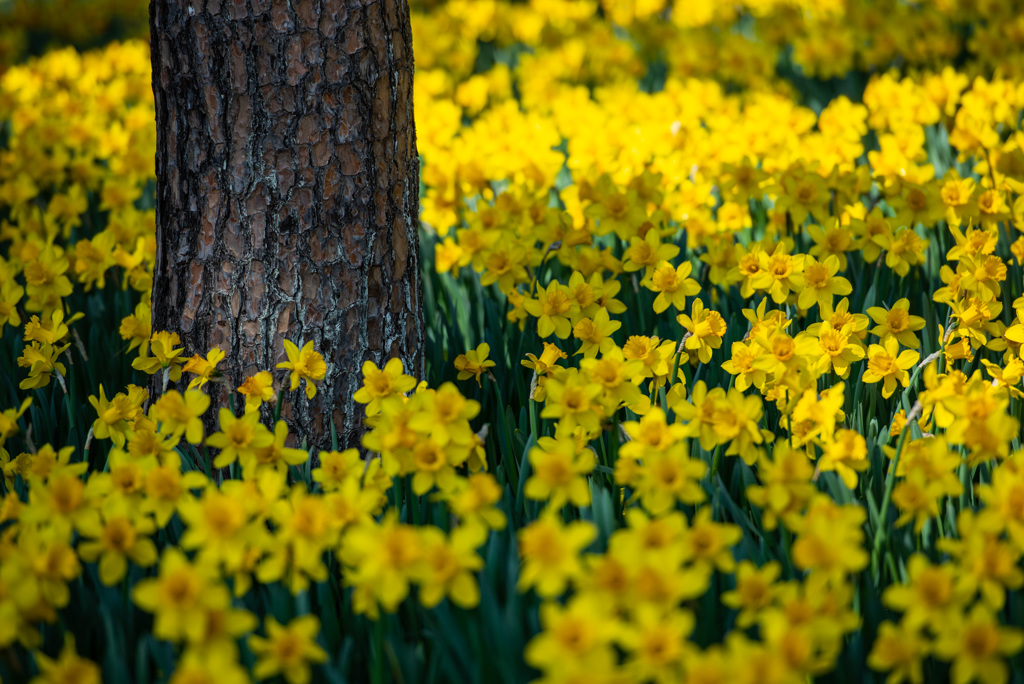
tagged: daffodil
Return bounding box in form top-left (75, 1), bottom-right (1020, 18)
top-left (407, 382), bottom-right (479, 446)
top-left (775, 168), bottom-right (831, 225)
top-left (683, 508), bottom-right (742, 573)
top-left (867, 620), bottom-right (930, 684)
top-left (862, 337), bottom-right (920, 398)
top-left (790, 496), bottom-right (869, 578)
top-left (940, 173), bottom-right (977, 226)
top-left (277, 339), bottom-right (326, 399)
top-left (817, 428), bottom-right (869, 489)
top-left (878, 227), bottom-right (930, 277)
top-left (618, 604), bottom-right (694, 683)
top-left (131, 330), bottom-right (185, 381)
top-left (0, 398), bottom-right (32, 448)
top-left (882, 554), bottom-right (971, 632)
top-left (799, 321), bottom-right (864, 379)
top-left (248, 615), bottom-right (328, 684)
top-left (517, 514), bottom-right (595, 597)
top-left (438, 472), bottom-right (507, 534)
top-left (721, 561), bottom-right (781, 628)
top-left (243, 419), bottom-right (309, 476)
top-left (166, 647), bottom-right (251, 684)
top-left (434, 236), bottom-right (468, 275)
top-left (524, 595), bottom-right (617, 668)
top-left (178, 487), bottom-right (254, 570)
top-left (525, 434), bottom-right (595, 508)
top-left (721, 341), bottom-right (767, 392)
top-left (339, 514), bottom-right (422, 618)
top-left (937, 510), bottom-right (1023, 610)
top-left (119, 301), bottom-right (152, 355)
top-left (311, 448), bottom-right (363, 491)
top-left (17, 341), bottom-right (69, 390)
top-left (933, 602), bottom-right (1019, 684)
top-left (153, 389), bottom-right (210, 444)
top-left (417, 525), bottom-right (485, 609)
top-left (540, 367), bottom-right (604, 435)
top-left (205, 408), bottom-right (274, 469)
top-left (524, 279), bottom-right (579, 339)
top-left (352, 358), bottom-right (417, 416)
top-left (132, 548), bottom-right (230, 643)
top-left (30, 636), bottom-right (101, 684)
top-left (407, 437), bottom-right (459, 495)
top-left (643, 260), bottom-right (701, 313)
top-left (76, 504), bottom-right (158, 585)
top-left (522, 342), bottom-right (567, 376)
top-left (627, 443), bottom-right (707, 515)
top-left (182, 346), bottom-right (225, 389)
top-left (0, 278), bottom-right (24, 328)
top-left (751, 249), bottom-right (805, 304)
top-left (21, 470), bottom-right (101, 538)
top-left (572, 307), bottom-right (620, 357)
top-left (141, 455), bottom-right (209, 527)
top-left (676, 298), bottom-right (727, 363)
top-left (579, 348), bottom-right (646, 412)
top-left (794, 254), bottom-right (852, 315)
top-left (867, 298), bottom-right (926, 348)
top-left (453, 342), bottom-right (496, 385)
top-left (22, 309), bottom-right (80, 345)
top-left (23, 244), bottom-right (73, 311)
top-left (257, 487), bottom-right (338, 593)
top-left (622, 228), bottom-right (680, 274)
top-left (238, 370), bottom-right (276, 412)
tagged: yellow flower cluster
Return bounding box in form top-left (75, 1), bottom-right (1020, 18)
top-left (4, 1), bottom-right (1024, 682)
top-left (0, 41), bottom-right (156, 374)
top-left (0, 0), bottom-right (149, 70)
top-left (519, 505), bottom-right (867, 682)
top-left (1, 335), bottom-right (502, 681)
top-left (407, 2), bottom-right (1024, 682)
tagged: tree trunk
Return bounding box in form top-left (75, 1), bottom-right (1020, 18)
top-left (148, 0), bottom-right (422, 451)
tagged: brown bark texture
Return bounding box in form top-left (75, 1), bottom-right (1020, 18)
top-left (149, 0), bottom-right (422, 451)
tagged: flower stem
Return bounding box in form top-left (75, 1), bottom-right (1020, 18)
top-left (372, 614), bottom-right (387, 684)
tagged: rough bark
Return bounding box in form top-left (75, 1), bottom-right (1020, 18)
top-left (149, 0), bottom-right (422, 451)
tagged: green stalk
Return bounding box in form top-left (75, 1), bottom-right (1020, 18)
top-left (871, 403), bottom-right (918, 582)
top-left (958, 460), bottom-right (970, 512)
top-left (710, 449), bottom-right (725, 488)
top-left (608, 411), bottom-right (621, 490)
top-left (199, 444), bottom-right (212, 478)
top-left (869, 353), bottom-right (932, 580)
top-left (669, 335), bottom-right (685, 387)
top-left (780, 526), bottom-right (795, 576)
top-left (407, 475), bottom-right (419, 526)
top-left (372, 615), bottom-right (386, 684)
top-left (851, 370), bottom-right (864, 431)
top-left (528, 374), bottom-right (540, 439)
top-left (633, 275), bottom-right (648, 333)
top-left (59, 371), bottom-right (75, 434)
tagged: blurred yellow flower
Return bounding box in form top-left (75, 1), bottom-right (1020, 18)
top-left (238, 370), bottom-right (276, 412)
top-left (132, 548), bottom-right (229, 643)
top-left (30, 636), bottom-right (101, 684)
top-left (248, 615), bottom-right (327, 684)
top-left (205, 408), bottom-right (274, 469)
top-left (517, 514), bottom-right (595, 597)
